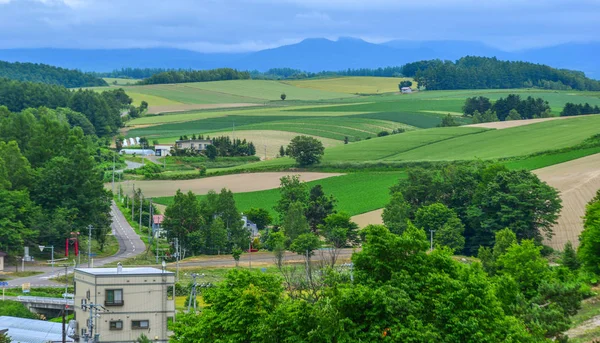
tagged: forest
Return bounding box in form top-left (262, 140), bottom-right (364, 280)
top-left (138, 68), bottom-right (251, 85)
top-left (404, 56), bottom-right (600, 91)
top-left (0, 60), bottom-right (107, 87)
top-left (0, 78), bottom-right (131, 136)
top-left (463, 94), bottom-right (552, 120)
top-left (0, 106), bottom-right (114, 255)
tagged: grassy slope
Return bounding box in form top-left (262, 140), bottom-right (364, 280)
top-left (389, 115), bottom-right (600, 161)
top-left (285, 77), bottom-right (415, 94)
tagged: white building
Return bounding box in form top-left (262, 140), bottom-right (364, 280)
top-left (154, 145), bottom-right (173, 157)
top-left (73, 267), bottom-right (175, 343)
top-left (119, 149), bottom-right (155, 156)
top-left (401, 87), bottom-right (412, 94)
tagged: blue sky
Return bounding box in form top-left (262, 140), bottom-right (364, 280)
top-left (0, 0), bottom-right (597, 52)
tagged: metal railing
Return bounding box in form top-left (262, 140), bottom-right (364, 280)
top-left (17, 296), bottom-right (74, 306)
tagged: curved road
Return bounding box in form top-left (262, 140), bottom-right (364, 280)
top-left (5, 201), bottom-right (145, 287)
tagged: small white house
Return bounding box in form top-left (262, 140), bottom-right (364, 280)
top-left (122, 139), bottom-right (128, 147)
top-left (242, 216), bottom-right (258, 237)
top-left (401, 87), bottom-right (412, 94)
top-left (129, 138), bottom-right (136, 146)
top-left (154, 144), bottom-right (173, 157)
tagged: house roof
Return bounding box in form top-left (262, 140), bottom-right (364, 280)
top-left (153, 214), bottom-right (165, 224)
top-left (0, 316), bottom-right (74, 343)
top-left (75, 267), bottom-right (174, 276)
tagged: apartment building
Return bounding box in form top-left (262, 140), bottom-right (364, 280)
top-left (73, 266), bottom-right (175, 343)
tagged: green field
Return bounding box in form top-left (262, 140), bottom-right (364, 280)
top-left (103, 77), bottom-right (139, 86)
top-left (153, 172), bottom-right (405, 219)
top-left (128, 114), bottom-right (411, 142)
top-left (285, 76), bottom-right (415, 94)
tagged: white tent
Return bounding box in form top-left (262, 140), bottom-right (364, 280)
top-left (135, 137), bottom-right (141, 145)
top-left (122, 139), bottom-right (128, 147)
top-left (129, 138), bottom-right (136, 146)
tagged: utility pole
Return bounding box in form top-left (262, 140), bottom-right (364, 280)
top-left (174, 238), bottom-right (180, 281)
top-left (148, 198), bottom-right (153, 246)
top-left (62, 264), bottom-right (68, 343)
top-left (81, 302), bottom-right (106, 343)
top-left (131, 183), bottom-right (135, 222)
top-left (87, 225), bottom-right (93, 268)
top-left (111, 153), bottom-right (115, 196)
top-left (429, 230), bottom-right (436, 252)
top-left (249, 241), bottom-right (252, 268)
top-left (139, 193), bottom-right (143, 233)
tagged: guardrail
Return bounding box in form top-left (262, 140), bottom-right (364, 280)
top-left (17, 296), bottom-right (74, 306)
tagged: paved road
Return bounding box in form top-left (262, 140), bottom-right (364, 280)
top-left (4, 201), bottom-right (145, 287)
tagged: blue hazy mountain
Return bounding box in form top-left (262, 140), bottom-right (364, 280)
top-left (0, 38), bottom-right (597, 78)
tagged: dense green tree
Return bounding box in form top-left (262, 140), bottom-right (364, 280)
top-left (0, 141), bottom-right (32, 190)
top-left (561, 241), bottom-right (580, 271)
top-left (463, 96), bottom-right (492, 116)
top-left (506, 109), bottom-right (522, 121)
top-left (244, 208), bottom-right (272, 230)
top-left (0, 300), bottom-right (38, 319)
top-left (415, 203), bottom-right (465, 252)
top-left (439, 114), bottom-right (459, 127)
top-left (305, 184), bottom-right (336, 233)
top-left (163, 190), bottom-right (204, 251)
top-left (279, 145), bottom-right (286, 157)
top-left (274, 175), bottom-right (308, 220)
top-left (205, 218), bottom-right (228, 255)
top-left (319, 212), bottom-right (359, 266)
top-left (398, 80), bottom-right (413, 89)
top-left (578, 191), bottom-right (600, 274)
top-left (286, 136), bottom-right (325, 166)
top-left (205, 144), bottom-right (217, 160)
top-left (466, 169), bottom-right (561, 252)
top-left (281, 202), bottom-right (310, 242)
top-left (406, 56), bottom-right (600, 91)
top-left (0, 60), bottom-right (107, 87)
top-left (280, 93), bottom-right (286, 101)
top-left (382, 192), bottom-right (411, 235)
top-left (139, 68), bottom-right (251, 85)
top-left (266, 231), bottom-right (286, 268)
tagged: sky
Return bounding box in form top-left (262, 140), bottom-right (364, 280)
top-left (0, 0), bottom-right (598, 52)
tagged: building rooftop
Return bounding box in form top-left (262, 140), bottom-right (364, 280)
top-left (0, 316), bottom-right (74, 343)
top-left (153, 214), bottom-right (165, 224)
top-left (75, 267), bottom-right (174, 276)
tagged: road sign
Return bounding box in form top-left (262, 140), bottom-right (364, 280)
top-left (22, 282), bottom-right (31, 293)
top-left (0, 282), bottom-right (8, 287)
top-left (38, 245), bottom-right (45, 252)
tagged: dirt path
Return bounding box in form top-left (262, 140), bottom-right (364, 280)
top-left (565, 315), bottom-right (600, 339)
top-left (466, 114), bottom-right (595, 130)
top-left (534, 153), bottom-right (600, 250)
top-left (117, 172), bottom-right (343, 198)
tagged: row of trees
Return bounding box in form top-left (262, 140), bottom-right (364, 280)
top-left (172, 221), bottom-right (582, 342)
top-left (382, 163), bottom-right (562, 254)
top-left (0, 106), bottom-right (113, 254)
top-left (404, 56), bottom-right (600, 91)
top-left (139, 68), bottom-right (250, 85)
top-left (0, 60), bottom-right (107, 87)
top-left (163, 189), bottom-right (250, 255)
top-left (0, 78), bottom-right (131, 136)
top-left (463, 94), bottom-right (552, 121)
top-left (250, 66), bottom-right (405, 80)
top-left (561, 102), bottom-right (600, 117)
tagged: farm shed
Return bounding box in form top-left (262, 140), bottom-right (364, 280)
top-left (401, 87), bottom-right (412, 94)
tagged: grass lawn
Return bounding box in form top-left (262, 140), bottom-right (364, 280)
top-left (153, 171), bottom-right (405, 219)
top-left (103, 78), bottom-right (139, 86)
top-left (285, 76), bottom-right (415, 94)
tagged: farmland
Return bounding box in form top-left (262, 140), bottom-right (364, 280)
top-left (285, 76), bottom-right (415, 94)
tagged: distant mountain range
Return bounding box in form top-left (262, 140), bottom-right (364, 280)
top-left (0, 38), bottom-right (598, 79)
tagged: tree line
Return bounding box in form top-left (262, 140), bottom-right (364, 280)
top-left (0, 60), bottom-right (107, 87)
top-left (171, 134), bottom-right (257, 159)
top-left (463, 94), bottom-right (552, 122)
top-left (0, 106), bottom-right (113, 255)
top-left (404, 56), bottom-right (600, 91)
top-left (382, 163), bottom-right (561, 254)
top-left (138, 68), bottom-right (250, 85)
top-left (172, 224), bottom-right (582, 342)
top-left (561, 102), bottom-right (600, 117)
top-left (0, 78), bottom-right (131, 136)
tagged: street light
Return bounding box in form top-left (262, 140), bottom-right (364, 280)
top-left (429, 230), bottom-right (436, 252)
top-left (39, 245), bottom-right (55, 275)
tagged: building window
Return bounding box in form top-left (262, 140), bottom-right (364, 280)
top-left (105, 289), bottom-right (123, 306)
top-left (109, 320), bottom-right (123, 330)
top-left (132, 320), bottom-right (150, 329)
